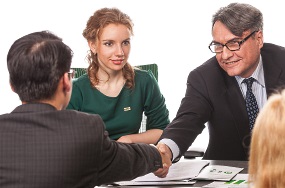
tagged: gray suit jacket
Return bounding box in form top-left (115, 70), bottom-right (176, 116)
top-left (160, 43), bottom-right (285, 161)
top-left (0, 103), bottom-right (162, 188)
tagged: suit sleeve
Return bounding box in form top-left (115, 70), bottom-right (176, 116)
top-left (159, 68), bottom-right (212, 157)
top-left (94, 115), bottom-right (163, 185)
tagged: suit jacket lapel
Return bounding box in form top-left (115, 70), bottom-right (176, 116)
top-left (225, 76), bottom-right (249, 133)
top-left (223, 72), bottom-right (251, 156)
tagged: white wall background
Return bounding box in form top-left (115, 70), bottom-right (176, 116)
top-left (1, 0), bottom-right (284, 150)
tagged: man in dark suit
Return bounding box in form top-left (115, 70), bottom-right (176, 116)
top-left (156, 3), bottom-right (285, 162)
top-left (0, 31), bottom-right (171, 188)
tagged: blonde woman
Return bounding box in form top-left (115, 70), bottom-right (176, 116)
top-left (249, 89), bottom-right (285, 188)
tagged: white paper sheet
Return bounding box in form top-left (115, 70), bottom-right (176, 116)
top-left (195, 165), bottom-right (244, 181)
top-left (117, 180), bottom-right (196, 186)
top-left (117, 160), bottom-right (209, 182)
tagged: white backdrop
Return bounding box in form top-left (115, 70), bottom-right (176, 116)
top-left (1, 0), bottom-right (284, 149)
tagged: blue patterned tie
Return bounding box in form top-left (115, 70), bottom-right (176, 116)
top-left (243, 77), bottom-right (259, 130)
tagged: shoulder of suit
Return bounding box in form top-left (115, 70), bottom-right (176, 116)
top-left (64, 109), bottom-right (103, 123)
top-left (192, 56), bottom-right (221, 74)
top-left (261, 43), bottom-right (285, 53)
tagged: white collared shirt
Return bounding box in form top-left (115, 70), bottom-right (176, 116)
top-left (235, 55), bottom-right (267, 109)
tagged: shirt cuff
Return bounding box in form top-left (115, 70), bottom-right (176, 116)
top-left (158, 138), bottom-right (180, 161)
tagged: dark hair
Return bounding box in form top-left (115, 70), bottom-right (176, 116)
top-left (7, 30), bottom-right (73, 102)
top-left (212, 3), bottom-right (263, 36)
top-left (83, 7), bottom-right (135, 89)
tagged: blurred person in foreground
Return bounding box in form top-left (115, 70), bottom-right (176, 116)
top-left (155, 2), bottom-right (285, 165)
top-left (67, 7), bottom-right (169, 144)
top-left (0, 30), bottom-right (171, 188)
top-left (249, 89), bottom-right (285, 188)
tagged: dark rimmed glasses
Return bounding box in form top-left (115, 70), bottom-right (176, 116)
top-left (208, 31), bottom-right (257, 53)
top-left (67, 69), bottom-right (76, 79)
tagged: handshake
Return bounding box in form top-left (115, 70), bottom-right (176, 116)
top-left (117, 136), bottom-right (173, 178)
top-left (153, 143), bottom-right (173, 178)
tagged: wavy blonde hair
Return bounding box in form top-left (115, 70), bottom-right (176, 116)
top-left (249, 89), bottom-right (285, 188)
top-left (82, 7), bottom-right (135, 89)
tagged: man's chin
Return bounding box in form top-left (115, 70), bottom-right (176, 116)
top-left (225, 70), bottom-right (239, 77)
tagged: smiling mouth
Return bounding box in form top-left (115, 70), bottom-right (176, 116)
top-left (224, 60), bottom-right (239, 65)
top-left (112, 59), bottom-right (124, 64)
top-left (112, 59), bottom-right (124, 62)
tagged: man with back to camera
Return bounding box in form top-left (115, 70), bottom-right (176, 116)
top-left (0, 30), bottom-right (171, 187)
top-left (155, 2), bottom-right (285, 163)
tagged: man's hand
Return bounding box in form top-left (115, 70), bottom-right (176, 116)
top-left (153, 143), bottom-right (172, 178)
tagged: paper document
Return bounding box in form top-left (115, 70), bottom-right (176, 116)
top-left (117, 160), bottom-right (209, 183)
top-left (203, 174), bottom-right (249, 187)
top-left (195, 165), bottom-right (244, 181)
top-left (117, 180), bottom-right (196, 186)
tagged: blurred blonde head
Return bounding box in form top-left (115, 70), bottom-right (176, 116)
top-left (249, 89), bottom-right (285, 188)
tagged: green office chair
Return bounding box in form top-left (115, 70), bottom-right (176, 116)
top-left (135, 64), bottom-right (158, 81)
top-left (73, 68), bottom-right (87, 79)
top-left (71, 64), bottom-right (159, 133)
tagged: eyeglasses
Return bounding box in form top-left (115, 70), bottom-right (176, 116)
top-left (67, 69), bottom-right (76, 79)
top-left (208, 31), bottom-right (257, 53)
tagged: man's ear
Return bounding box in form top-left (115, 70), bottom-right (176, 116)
top-left (10, 83), bottom-right (16, 93)
top-left (88, 40), bottom-right (97, 54)
top-left (256, 30), bottom-right (263, 49)
top-left (62, 73), bottom-right (72, 93)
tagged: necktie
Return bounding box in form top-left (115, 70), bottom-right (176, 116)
top-left (243, 77), bottom-right (259, 130)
